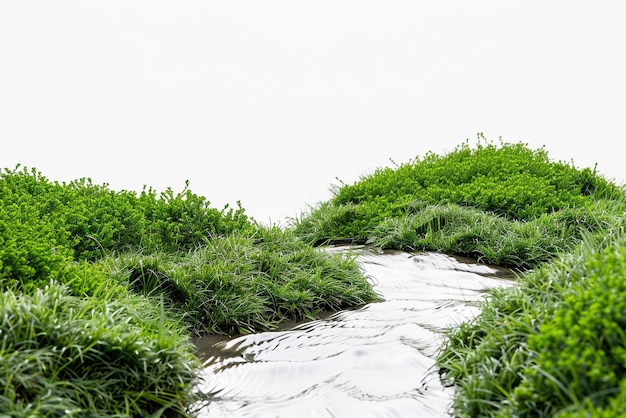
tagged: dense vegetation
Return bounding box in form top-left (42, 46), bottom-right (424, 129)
top-left (3, 137), bottom-right (625, 416)
top-left (295, 138), bottom-right (621, 269)
top-left (0, 284), bottom-right (198, 416)
top-left (106, 227), bottom-right (376, 336)
top-left (296, 138), bottom-right (626, 417)
top-left (437, 218), bottom-right (626, 417)
top-left (0, 165), bottom-right (379, 416)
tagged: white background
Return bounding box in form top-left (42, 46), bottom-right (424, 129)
top-left (2, 1), bottom-right (625, 224)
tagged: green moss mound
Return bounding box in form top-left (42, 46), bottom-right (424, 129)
top-left (0, 165), bottom-right (254, 265)
top-left (295, 139), bottom-right (621, 268)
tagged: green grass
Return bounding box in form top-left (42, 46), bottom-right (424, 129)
top-left (293, 137), bottom-right (626, 416)
top-left (105, 226), bottom-right (380, 335)
top-left (3, 137), bottom-right (625, 416)
top-left (0, 165), bottom-right (380, 416)
top-left (437, 212), bottom-right (626, 417)
top-left (368, 199), bottom-right (617, 269)
top-left (294, 137), bottom-right (621, 270)
top-left (0, 282), bottom-right (200, 417)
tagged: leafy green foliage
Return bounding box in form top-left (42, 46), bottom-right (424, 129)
top-left (334, 139), bottom-right (618, 221)
top-left (0, 166), bottom-right (255, 264)
top-left (514, 241), bottom-right (626, 416)
top-left (0, 210), bottom-right (70, 290)
top-left (295, 138), bottom-right (621, 268)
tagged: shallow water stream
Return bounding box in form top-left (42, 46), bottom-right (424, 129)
top-left (193, 249), bottom-right (515, 417)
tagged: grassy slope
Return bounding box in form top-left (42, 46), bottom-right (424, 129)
top-left (0, 166), bottom-right (379, 416)
top-left (437, 220), bottom-right (626, 417)
top-left (3, 138), bottom-right (625, 416)
top-left (295, 139), bottom-right (626, 417)
top-left (294, 139), bottom-right (621, 269)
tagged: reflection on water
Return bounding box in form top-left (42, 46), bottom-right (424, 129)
top-left (193, 249), bottom-right (515, 417)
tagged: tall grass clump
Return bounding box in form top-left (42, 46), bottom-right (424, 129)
top-left (0, 282), bottom-right (200, 417)
top-left (107, 226), bottom-right (381, 335)
top-left (294, 137), bottom-right (620, 268)
top-left (437, 198), bottom-right (626, 417)
top-left (368, 198), bottom-right (617, 269)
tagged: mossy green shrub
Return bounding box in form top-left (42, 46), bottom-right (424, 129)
top-left (514, 239), bottom-right (626, 416)
top-left (294, 139), bottom-right (621, 267)
top-left (0, 165), bottom-right (256, 294)
top-left (107, 226), bottom-right (381, 335)
top-left (0, 282), bottom-right (200, 417)
top-left (0, 200), bottom-right (75, 290)
top-left (437, 208), bottom-right (626, 417)
top-left (0, 197), bottom-right (123, 296)
top-left (0, 166), bottom-right (254, 262)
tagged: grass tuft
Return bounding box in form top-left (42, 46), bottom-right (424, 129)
top-left (0, 282), bottom-right (200, 416)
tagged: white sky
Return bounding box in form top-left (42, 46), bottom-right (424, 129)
top-left (2, 1), bottom-right (625, 225)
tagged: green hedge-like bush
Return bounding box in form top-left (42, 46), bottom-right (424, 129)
top-left (333, 139), bottom-right (617, 222)
top-left (513, 240), bottom-right (626, 416)
top-left (0, 166), bottom-right (255, 263)
top-left (0, 200), bottom-right (76, 290)
top-left (0, 166), bottom-right (255, 291)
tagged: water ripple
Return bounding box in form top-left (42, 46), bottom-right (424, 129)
top-left (194, 250), bottom-right (514, 417)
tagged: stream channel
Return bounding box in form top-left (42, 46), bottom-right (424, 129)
top-left (193, 247), bottom-right (516, 417)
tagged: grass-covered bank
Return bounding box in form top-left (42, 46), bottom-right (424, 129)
top-left (4, 138), bottom-right (625, 416)
top-left (0, 166), bottom-right (379, 416)
top-left (437, 222), bottom-right (626, 417)
top-left (106, 227), bottom-right (377, 336)
top-left (0, 283), bottom-right (199, 416)
top-left (294, 138), bottom-right (626, 417)
top-left (294, 138), bottom-right (621, 269)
